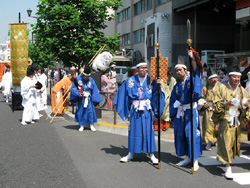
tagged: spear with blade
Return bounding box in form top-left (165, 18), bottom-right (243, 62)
top-left (187, 19), bottom-right (195, 174)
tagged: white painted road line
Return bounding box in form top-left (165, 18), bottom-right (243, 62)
top-left (233, 173), bottom-right (250, 185)
top-left (198, 155), bottom-right (250, 185)
top-left (199, 155), bottom-right (250, 166)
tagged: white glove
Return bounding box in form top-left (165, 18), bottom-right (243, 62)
top-left (173, 100), bottom-right (181, 108)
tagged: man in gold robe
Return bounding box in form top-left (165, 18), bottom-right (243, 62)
top-left (199, 66), bottom-right (220, 150)
top-left (159, 70), bottom-right (176, 131)
top-left (212, 63), bottom-right (250, 180)
top-left (51, 74), bottom-right (72, 116)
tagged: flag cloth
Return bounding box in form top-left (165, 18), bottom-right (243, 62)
top-left (150, 57), bottom-right (168, 84)
top-left (10, 23), bottom-right (29, 87)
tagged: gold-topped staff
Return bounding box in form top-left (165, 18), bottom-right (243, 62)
top-left (156, 26), bottom-right (161, 170)
top-left (187, 19), bottom-right (195, 174)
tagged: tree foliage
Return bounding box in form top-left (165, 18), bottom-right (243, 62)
top-left (32, 0), bottom-right (122, 69)
top-left (28, 42), bottom-right (56, 67)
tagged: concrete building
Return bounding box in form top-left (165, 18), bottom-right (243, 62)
top-left (235, 0), bottom-right (250, 52)
top-left (115, 0), bottom-right (172, 67)
top-left (106, 0), bottom-right (250, 69)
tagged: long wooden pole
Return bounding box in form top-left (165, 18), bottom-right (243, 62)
top-left (46, 85), bottom-right (71, 120)
top-left (88, 44), bottom-right (106, 67)
top-left (50, 95), bottom-right (69, 123)
top-left (187, 19), bottom-right (194, 174)
top-left (156, 27), bottom-right (161, 170)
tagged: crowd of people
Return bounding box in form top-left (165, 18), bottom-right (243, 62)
top-left (114, 48), bottom-right (250, 180)
top-left (20, 63), bottom-right (48, 125)
top-left (1, 49), bottom-right (250, 181)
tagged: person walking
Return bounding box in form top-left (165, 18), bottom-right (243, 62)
top-left (212, 63), bottom-right (250, 180)
top-left (199, 66), bottom-right (220, 150)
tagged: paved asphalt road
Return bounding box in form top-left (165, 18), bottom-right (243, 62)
top-left (0, 94), bottom-right (250, 188)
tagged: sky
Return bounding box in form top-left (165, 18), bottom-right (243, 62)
top-left (0, 0), bottom-right (39, 43)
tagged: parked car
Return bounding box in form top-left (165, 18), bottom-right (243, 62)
top-left (116, 66), bottom-right (128, 84)
top-left (116, 66), bottom-right (138, 85)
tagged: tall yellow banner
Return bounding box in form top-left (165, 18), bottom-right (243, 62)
top-left (10, 23), bottom-right (29, 87)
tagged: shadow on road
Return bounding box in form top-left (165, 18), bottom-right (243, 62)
top-left (64, 125), bottom-right (80, 130)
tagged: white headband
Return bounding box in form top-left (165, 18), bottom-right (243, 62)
top-left (82, 72), bottom-right (91, 76)
top-left (136, 62), bottom-right (147, 68)
top-left (110, 64), bottom-right (116, 68)
top-left (208, 74), bottom-right (218, 80)
top-left (175, 64), bottom-right (187, 70)
top-left (229, 72), bottom-right (241, 76)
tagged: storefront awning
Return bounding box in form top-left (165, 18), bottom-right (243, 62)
top-left (214, 51), bottom-right (250, 58)
top-left (112, 55), bottom-right (131, 62)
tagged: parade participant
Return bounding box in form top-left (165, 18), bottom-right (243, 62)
top-left (113, 61), bottom-right (165, 164)
top-left (167, 70), bottom-right (176, 91)
top-left (109, 63), bottom-right (117, 91)
top-left (51, 74), bottom-right (72, 116)
top-left (199, 66), bottom-right (220, 150)
top-left (69, 66), bottom-right (102, 132)
top-left (212, 64), bottom-right (250, 180)
top-left (155, 70), bottom-right (176, 131)
top-left (37, 67), bottom-right (48, 111)
top-left (0, 65), bottom-right (12, 103)
top-left (20, 66), bottom-right (39, 126)
top-left (169, 49), bottom-right (202, 171)
top-left (245, 71), bottom-right (250, 141)
top-left (31, 63), bottom-right (43, 116)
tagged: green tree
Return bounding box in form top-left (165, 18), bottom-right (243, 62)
top-left (28, 42), bottom-right (56, 67)
top-left (32, 0), bottom-right (122, 70)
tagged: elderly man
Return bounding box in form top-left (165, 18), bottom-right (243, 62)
top-left (169, 49), bottom-right (203, 172)
top-left (212, 63), bottom-right (250, 180)
top-left (113, 60), bottom-right (165, 164)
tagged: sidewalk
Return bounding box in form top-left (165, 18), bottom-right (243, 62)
top-left (63, 105), bottom-right (175, 142)
top-left (47, 93), bottom-right (174, 142)
top-left (47, 94), bottom-right (249, 143)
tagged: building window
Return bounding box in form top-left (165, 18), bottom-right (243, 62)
top-left (133, 29), bottom-right (145, 43)
top-left (117, 7), bottom-right (131, 23)
top-left (119, 33), bottom-right (131, 46)
top-left (157, 0), bottom-right (168, 6)
top-left (134, 0), bottom-right (152, 16)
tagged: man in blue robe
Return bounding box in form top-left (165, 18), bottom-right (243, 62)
top-left (113, 61), bottom-right (165, 164)
top-left (69, 67), bottom-right (102, 132)
top-left (169, 49), bottom-right (202, 171)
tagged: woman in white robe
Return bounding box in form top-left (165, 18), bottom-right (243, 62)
top-left (38, 67), bottom-right (48, 111)
top-left (20, 66), bottom-right (40, 126)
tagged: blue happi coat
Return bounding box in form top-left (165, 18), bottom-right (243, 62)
top-left (113, 74), bottom-right (165, 153)
top-left (69, 76), bottom-right (102, 125)
top-left (170, 67), bottom-right (202, 159)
